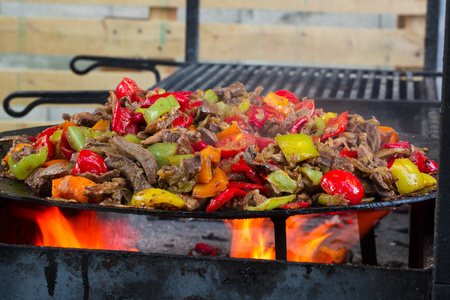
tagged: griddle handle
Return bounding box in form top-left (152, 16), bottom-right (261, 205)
top-left (70, 55), bottom-right (187, 83)
top-left (3, 90), bottom-right (109, 118)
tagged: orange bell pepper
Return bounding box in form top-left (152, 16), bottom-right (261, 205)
top-left (379, 126), bottom-right (399, 144)
top-left (52, 175), bottom-right (102, 204)
top-left (192, 167), bottom-right (228, 198)
top-left (2, 143), bottom-right (32, 164)
top-left (263, 92), bottom-right (291, 117)
top-left (92, 119), bottom-right (110, 132)
top-left (216, 123), bottom-right (242, 140)
top-left (60, 120), bottom-right (77, 134)
top-left (198, 146), bottom-right (222, 183)
top-left (43, 158), bottom-right (70, 168)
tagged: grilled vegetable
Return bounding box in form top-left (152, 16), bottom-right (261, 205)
top-left (275, 134), bottom-right (320, 164)
top-left (320, 170), bottom-right (364, 204)
top-left (8, 146), bottom-right (48, 180)
top-left (131, 188), bottom-right (186, 209)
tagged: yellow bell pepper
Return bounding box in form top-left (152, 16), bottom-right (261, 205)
top-left (275, 134), bottom-right (320, 164)
top-left (267, 169), bottom-right (297, 193)
top-left (263, 92), bottom-right (291, 116)
top-left (131, 188), bottom-right (186, 209)
top-left (246, 194), bottom-right (296, 211)
top-left (390, 158), bottom-right (425, 194)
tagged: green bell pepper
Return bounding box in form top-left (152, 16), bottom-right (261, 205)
top-left (203, 89), bottom-right (218, 103)
top-left (169, 154), bottom-right (195, 166)
top-left (299, 166), bottom-right (323, 185)
top-left (8, 146), bottom-right (48, 180)
top-left (124, 133), bottom-right (142, 144)
top-left (275, 133), bottom-right (320, 164)
top-left (66, 126), bottom-right (87, 152)
top-left (246, 194), bottom-right (296, 211)
top-left (267, 169), bottom-right (297, 193)
top-left (139, 94), bottom-right (180, 124)
top-left (147, 142), bottom-right (177, 168)
top-left (317, 193), bottom-right (348, 206)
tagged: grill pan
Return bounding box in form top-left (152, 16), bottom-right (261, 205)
top-left (0, 126), bottom-right (436, 220)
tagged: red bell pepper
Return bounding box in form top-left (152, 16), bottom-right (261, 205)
top-left (227, 181), bottom-right (270, 195)
top-left (274, 90), bottom-right (299, 105)
top-left (60, 132), bottom-right (75, 161)
top-left (294, 99), bottom-right (315, 117)
top-left (245, 106), bottom-right (268, 129)
top-left (191, 140), bottom-right (209, 151)
top-left (409, 151), bottom-right (438, 173)
top-left (36, 125), bottom-right (60, 139)
top-left (290, 116), bottom-right (308, 134)
top-left (111, 101), bottom-right (139, 136)
top-left (322, 111), bottom-right (348, 140)
top-left (206, 188), bottom-right (248, 212)
top-left (280, 202), bottom-right (311, 210)
top-left (380, 141), bottom-right (410, 150)
top-left (321, 169), bottom-right (364, 204)
top-left (116, 78), bottom-right (144, 102)
top-left (231, 159), bottom-right (265, 185)
top-left (256, 137), bottom-right (275, 151)
top-left (223, 116), bottom-right (248, 132)
top-left (35, 135), bottom-right (56, 161)
top-left (172, 115), bottom-right (193, 128)
top-left (340, 148), bottom-right (358, 158)
top-left (263, 104), bottom-right (285, 123)
top-left (72, 149), bottom-right (108, 176)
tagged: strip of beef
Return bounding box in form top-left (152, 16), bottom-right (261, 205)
top-left (0, 135), bottom-right (29, 145)
top-left (104, 91), bottom-right (118, 115)
top-left (196, 100), bottom-right (224, 121)
top-left (197, 127), bottom-right (218, 146)
top-left (83, 136), bottom-right (117, 157)
top-left (63, 112), bottom-right (102, 127)
top-left (245, 145), bottom-right (282, 173)
top-left (157, 153), bottom-right (202, 194)
top-left (347, 114), bottom-right (381, 152)
top-left (141, 128), bottom-right (200, 146)
top-left (180, 194), bottom-right (208, 211)
top-left (144, 108), bottom-right (181, 134)
top-left (213, 82), bottom-right (246, 103)
top-left (79, 169), bottom-right (121, 184)
top-left (10, 145), bottom-right (35, 163)
top-left (84, 177), bottom-right (127, 205)
top-left (110, 135), bottom-right (159, 185)
top-left (105, 154), bottom-right (152, 192)
top-left (25, 163), bottom-right (70, 195)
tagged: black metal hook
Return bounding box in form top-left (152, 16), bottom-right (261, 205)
top-left (3, 90), bottom-right (109, 118)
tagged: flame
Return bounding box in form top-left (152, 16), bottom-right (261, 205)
top-left (15, 206), bottom-right (140, 251)
top-left (226, 211), bottom-right (389, 263)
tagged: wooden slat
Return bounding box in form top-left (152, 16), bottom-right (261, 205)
top-left (0, 0), bottom-right (427, 15)
top-left (0, 68), bottom-right (176, 106)
top-left (0, 16), bottom-right (425, 68)
top-left (0, 120), bottom-right (57, 131)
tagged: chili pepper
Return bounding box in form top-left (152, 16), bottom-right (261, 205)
top-left (111, 101), bottom-right (139, 136)
top-left (246, 106), bottom-right (267, 129)
top-left (147, 143), bottom-right (177, 169)
top-left (131, 188), bottom-right (186, 209)
top-left (231, 159), bottom-right (265, 185)
top-left (172, 114), bottom-right (193, 128)
top-left (409, 150), bottom-right (438, 173)
top-left (52, 175), bottom-right (101, 204)
top-left (267, 169), bottom-right (297, 193)
top-left (294, 99), bottom-right (315, 117)
top-left (36, 125), bottom-right (60, 140)
top-left (228, 181), bottom-right (270, 195)
top-left (35, 134), bottom-right (56, 161)
top-left (340, 148), bottom-right (358, 159)
top-left (192, 167), bottom-right (228, 199)
top-left (191, 140), bottom-right (209, 151)
top-left (139, 94), bottom-right (181, 124)
top-left (72, 149), bottom-right (108, 176)
top-left (194, 243), bottom-right (219, 256)
top-left (274, 90), bottom-right (299, 105)
top-left (116, 78), bottom-right (144, 102)
top-left (263, 104), bottom-right (285, 123)
top-left (279, 202), bottom-right (311, 209)
top-left (8, 146), bottom-right (48, 180)
top-left (275, 134), bottom-right (320, 164)
top-left (246, 194), bottom-right (296, 211)
top-left (380, 141), bottom-right (410, 150)
top-left (322, 111), bottom-right (348, 140)
top-left (206, 187), bottom-right (248, 212)
top-left (321, 170), bottom-right (364, 204)
top-left (390, 158), bottom-right (425, 194)
top-left (223, 116), bottom-right (248, 132)
top-left (289, 116), bottom-right (308, 134)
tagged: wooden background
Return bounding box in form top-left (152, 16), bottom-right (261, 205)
top-left (0, 0), bottom-right (428, 130)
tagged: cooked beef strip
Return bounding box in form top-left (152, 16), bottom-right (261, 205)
top-left (197, 127), bottom-right (218, 146)
top-left (78, 169), bottom-right (121, 184)
top-left (25, 163), bottom-right (70, 196)
top-left (180, 194), bottom-right (208, 211)
top-left (196, 100), bottom-right (224, 121)
top-left (104, 154), bottom-right (152, 192)
top-left (157, 153), bottom-right (202, 194)
top-left (69, 112), bottom-right (101, 127)
top-left (144, 108), bottom-right (181, 134)
top-left (141, 128), bottom-right (200, 146)
top-left (84, 177), bottom-right (127, 202)
top-left (0, 135), bottom-right (29, 145)
top-left (213, 82), bottom-right (245, 103)
top-left (10, 145), bottom-right (35, 163)
top-left (83, 136), bottom-right (117, 157)
top-left (110, 135), bottom-right (159, 185)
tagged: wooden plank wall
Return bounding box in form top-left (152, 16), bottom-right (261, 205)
top-left (0, 0), bottom-right (428, 130)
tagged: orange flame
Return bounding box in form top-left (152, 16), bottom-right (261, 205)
top-left (16, 206), bottom-right (140, 251)
top-left (226, 211), bottom-right (388, 263)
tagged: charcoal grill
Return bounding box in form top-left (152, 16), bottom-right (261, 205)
top-left (0, 0), bottom-right (448, 298)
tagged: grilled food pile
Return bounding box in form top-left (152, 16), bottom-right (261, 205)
top-left (0, 79), bottom-right (438, 212)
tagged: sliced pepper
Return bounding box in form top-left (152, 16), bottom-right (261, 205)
top-left (216, 123), bottom-right (242, 140)
top-left (35, 134), bottom-right (56, 161)
top-left (275, 134), bottom-right (320, 164)
top-left (275, 90), bottom-right (299, 105)
top-left (192, 167), bottom-right (228, 199)
top-left (169, 154), bottom-right (195, 166)
top-left (263, 92), bottom-right (291, 116)
top-left (317, 193), bottom-right (349, 206)
top-left (72, 149), bottom-right (108, 176)
top-left (340, 148), bottom-right (358, 159)
top-left (124, 133), bottom-right (142, 144)
top-left (320, 170), bottom-right (364, 204)
top-left (52, 175), bottom-right (101, 204)
top-left (294, 98), bottom-right (315, 116)
top-left (280, 202), bottom-right (311, 210)
top-left (8, 146), bottom-right (48, 180)
top-left (238, 98), bottom-right (251, 112)
top-left (198, 146), bottom-right (221, 183)
top-left (206, 188), bottom-right (248, 212)
top-left (147, 143), bottom-right (177, 169)
top-left (379, 126), bottom-right (399, 144)
top-left (390, 158), bottom-right (425, 194)
top-left (115, 77), bottom-right (144, 102)
top-left (299, 167), bottom-right (323, 186)
top-left (227, 181), bottom-right (270, 195)
top-left (267, 169), bottom-right (297, 193)
top-left (246, 106), bottom-right (267, 129)
top-left (139, 95), bottom-right (181, 124)
top-left (246, 194), bottom-right (296, 211)
top-left (66, 126), bottom-right (87, 152)
top-left (111, 101), bottom-right (139, 136)
top-left (203, 89), bottom-right (219, 104)
top-left (230, 159), bottom-right (265, 185)
top-left (131, 188), bottom-right (186, 209)
top-left (290, 116), bottom-right (308, 134)
top-left (322, 111), bottom-right (348, 140)
top-left (92, 119), bottom-right (110, 132)
top-left (409, 150), bottom-right (438, 173)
